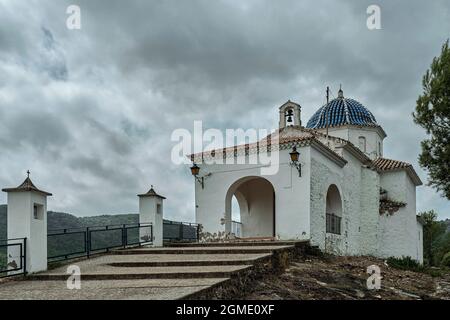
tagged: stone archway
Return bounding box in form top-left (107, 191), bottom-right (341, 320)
top-left (225, 176), bottom-right (275, 238)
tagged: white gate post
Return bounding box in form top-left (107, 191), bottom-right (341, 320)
top-left (2, 172), bottom-right (52, 274)
top-left (138, 186), bottom-right (165, 247)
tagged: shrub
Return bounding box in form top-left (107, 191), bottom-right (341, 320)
top-left (441, 252), bottom-right (450, 267)
top-left (386, 256), bottom-right (423, 272)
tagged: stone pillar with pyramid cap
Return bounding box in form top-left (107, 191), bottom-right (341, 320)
top-left (2, 172), bottom-right (52, 273)
top-left (138, 186), bottom-right (165, 247)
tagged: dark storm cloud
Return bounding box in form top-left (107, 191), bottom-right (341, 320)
top-left (40, 27), bottom-right (68, 81)
top-left (0, 0), bottom-right (448, 218)
top-left (7, 112), bottom-right (70, 150)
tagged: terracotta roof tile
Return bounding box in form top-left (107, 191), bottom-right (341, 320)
top-left (372, 157), bottom-right (422, 186)
top-left (372, 157), bottom-right (412, 171)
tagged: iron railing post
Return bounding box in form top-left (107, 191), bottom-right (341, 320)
top-left (178, 222), bottom-right (183, 241)
top-left (151, 224), bottom-right (154, 243)
top-left (86, 227), bottom-right (90, 258)
top-left (23, 237), bottom-right (27, 275)
top-left (122, 224), bottom-right (126, 248)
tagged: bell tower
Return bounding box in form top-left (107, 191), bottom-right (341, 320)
top-left (279, 100), bottom-right (301, 128)
top-left (2, 171), bottom-right (52, 274)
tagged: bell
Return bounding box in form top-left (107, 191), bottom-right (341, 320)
top-left (287, 116), bottom-right (293, 123)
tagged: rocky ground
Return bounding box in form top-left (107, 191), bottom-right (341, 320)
top-left (245, 254), bottom-right (450, 300)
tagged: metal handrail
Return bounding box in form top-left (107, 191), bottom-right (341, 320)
top-left (47, 223), bottom-right (153, 261)
top-left (163, 220), bottom-right (201, 242)
top-left (164, 220), bottom-right (200, 226)
top-left (48, 222), bottom-right (152, 233)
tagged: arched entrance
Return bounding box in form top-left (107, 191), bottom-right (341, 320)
top-left (225, 176), bottom-right (275, 238)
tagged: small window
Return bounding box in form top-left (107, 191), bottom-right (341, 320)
top-left (33, 204), bottom-right (44, 220)
top-left (156, 204), bottom-right (162, 214)
top-left (378, 142), bottom-right (382, 156)
top-left (358, 136), bottom-right (366, 153)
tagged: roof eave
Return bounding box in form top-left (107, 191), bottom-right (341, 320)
top-left (374, 166), bottom-right (423, 187)
top-left (405, 166), bottom-right (423, 186)
top-left (138, 194), bottom-right (166, 199)
top-left (339, 144), bottom-right (372, 165)
top-left (313, 124), bottom-right (387, 139)
top-left (310, 140), bottom-right (347, 168)
top-left (2, 187), bottom-right (52, 196)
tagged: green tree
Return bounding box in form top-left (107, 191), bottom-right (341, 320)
top-left (419, 210), bottom-right (446, 266)
top-left (435, 232), bottom-right (450, 267)
top-left (442, 251), bottom-right (450, 267)
top-left (413, 40), bottom-right (450, 199)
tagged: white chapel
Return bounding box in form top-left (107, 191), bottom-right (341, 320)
top-left (190, 88), bottom-right (424, 262)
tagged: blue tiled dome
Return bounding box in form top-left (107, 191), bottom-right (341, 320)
top-left (306, 90), bottom-right (378, 129)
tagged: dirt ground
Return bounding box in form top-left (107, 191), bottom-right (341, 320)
top-left (245, 255), bottom-right (450, 300)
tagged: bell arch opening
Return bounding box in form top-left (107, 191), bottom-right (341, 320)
top-left (225, 176), bottom-right (275, 238)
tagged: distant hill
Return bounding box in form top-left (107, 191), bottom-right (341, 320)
top-left (1, 204), bottom-right (139, 240)
top-left (1, 204), bottom-right (195, 262)
top-left (1, 204), bottom-right (144, 263)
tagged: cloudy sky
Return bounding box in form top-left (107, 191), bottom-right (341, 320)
top-left (0, 0), bottom-right (449, 220)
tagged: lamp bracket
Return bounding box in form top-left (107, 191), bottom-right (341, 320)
top-left (195, 172), bottom-right (212, 189)
top-left (290, 161), bottom-right (302, 177)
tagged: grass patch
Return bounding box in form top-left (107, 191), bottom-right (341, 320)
top-left (386, 256), bottom-right (422, 271)
top-left (386, 256), bottom-right (445, 277)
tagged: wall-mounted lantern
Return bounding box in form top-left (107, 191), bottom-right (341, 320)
top-left (190, 163), bottom-right (211, 189)
top-left (289, 146), bottom-right (301, 177)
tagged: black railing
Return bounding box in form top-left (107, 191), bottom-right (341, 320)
top-left (231, 220), bottom-right (243, 238)
top-left (163, 220), bottom-right (200, 242)
top-left (326, 213), bottom-right (341, 235)
top-left (0, 237), bottom-right (26, 278)
top-left (47, 223), bottom-right (152, 261)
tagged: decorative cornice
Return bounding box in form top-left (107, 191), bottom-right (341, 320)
top-left (188, 132), bottom-right (348, 168)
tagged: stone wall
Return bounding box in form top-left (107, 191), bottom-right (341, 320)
top-left (358, 167), bottom-right (380, 256)
top-left (377, 171), bottom-right (423, 263)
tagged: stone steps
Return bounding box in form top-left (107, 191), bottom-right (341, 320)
top-left (28, 265), bottom-right (253, 280)
top-left (0, 278), bottom-right (231, 300)
top-left (1, 240), bottom-right (311, 299)
top-left (107, 257), bottom-right (269, 267)
top-left (113, 245), bottom-right (294, 255)
top-left (165, 240), bottom-right (307, 247)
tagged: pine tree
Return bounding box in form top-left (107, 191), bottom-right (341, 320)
top-left (413, 40), bottom-right (450, 199)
